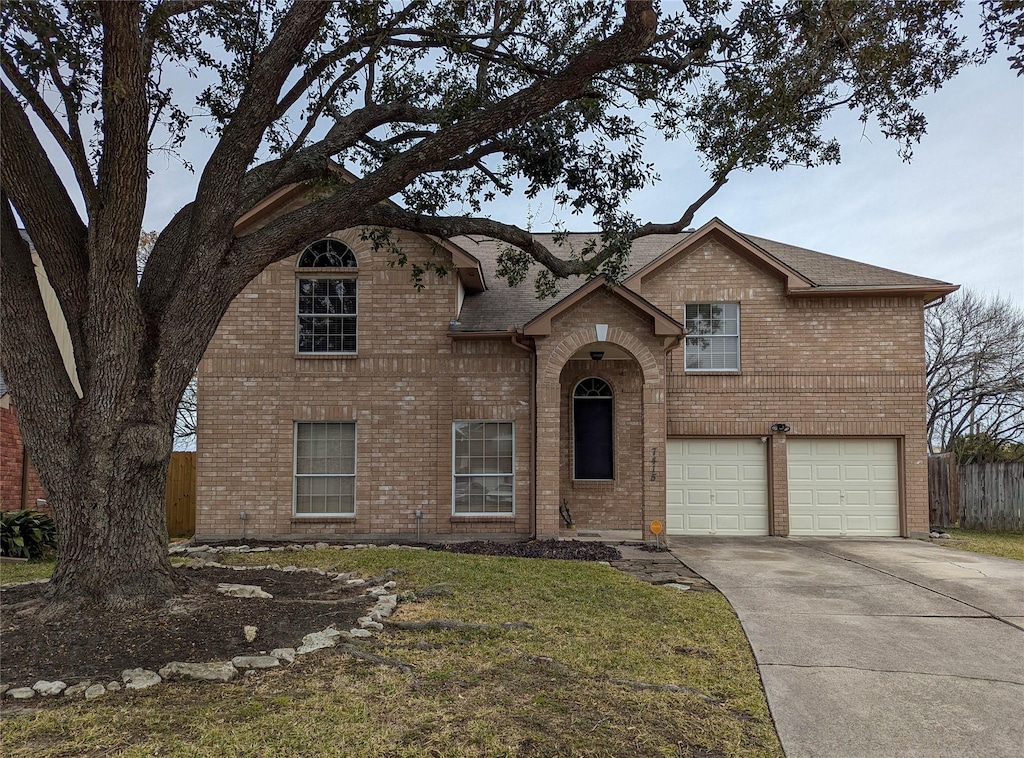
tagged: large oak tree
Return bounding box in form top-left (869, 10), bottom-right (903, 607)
top-left (0, 0), bottom-right (1001, 614)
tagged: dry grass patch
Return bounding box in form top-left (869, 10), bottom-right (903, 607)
top-left (0, 559), bottom-right (54, 585)
top-left (1, 549), bottom-right (782, 757)
top-left (937, 529), bottom-right (1024, 561)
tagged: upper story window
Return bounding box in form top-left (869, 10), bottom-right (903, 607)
top-left (574, 377), bottom-right (613, 480)
top-left (296, 239), bottom-right (357, 354)
top-left (685, 303), bottom-right (740, 371)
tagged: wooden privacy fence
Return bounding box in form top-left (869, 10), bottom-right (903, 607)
top-left (929, 456), bottom-right (1024, 530)
top-left (928, 454), bottom-right (958, 527)
top-left (166, 452), bottom-right (196, 537)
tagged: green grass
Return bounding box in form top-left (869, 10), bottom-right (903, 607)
top-left (0, 548), bottom-right (782, 758)
top-left (937, 528), bottom-right (1024, 561)
top-left (0, 558), bottom-right (54, 585)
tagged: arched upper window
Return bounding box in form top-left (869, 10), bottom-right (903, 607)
top-left (298, 239), bottom-right (357, 268)
top-left (574, 378), bottom-right (613, 479)
top-left (296, 240), bottom-right (358, 354)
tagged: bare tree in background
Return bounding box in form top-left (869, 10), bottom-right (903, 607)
top-left (140, 232), bottom-right (196, 449)
top-left (926, 290), bottom-right (1024, 455)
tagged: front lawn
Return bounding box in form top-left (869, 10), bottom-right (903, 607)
top-left (0, 559), bottom-right (54, 585)
top-left (0, 548), bottom-right (782, 757)
top-left (937, 528), bottom-right (1024, 561)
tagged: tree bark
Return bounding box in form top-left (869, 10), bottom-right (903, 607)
top-left (42, 412), bottom-right (177, 616)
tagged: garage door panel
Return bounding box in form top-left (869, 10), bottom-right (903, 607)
top-left (788, 438), bottom-right (899, 537)
top-left (714, 464), bottom-right (740, 481)
top-left (667, 438), bottom-right (768, 535)
top-left (844, 465), bottom-right (870, 481)
top-left (789, 464), bottom-right (813, 481)
top-left (686, 464), bottom-right (712, 481)
top-left (815, 465), bottom-right (841, 480)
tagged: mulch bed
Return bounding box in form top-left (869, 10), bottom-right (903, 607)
top-left (0, 567), bottom-right (366, 687)
top-left (430, 539), bottom-right (621, 562)
top-left (0, 540), bottom-right (620, 691)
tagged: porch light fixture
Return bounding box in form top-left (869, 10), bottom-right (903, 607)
top-left (770, 423), bottom-right (791, 434)
top-left (590, 351), bottom-right (605, 361)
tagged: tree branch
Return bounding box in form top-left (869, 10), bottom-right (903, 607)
top-left (0, 193), bottom-right (78, 492)
top-left (633, 172), bottom-right (732, 236)
top-left (0, 51), bottom-right (97, 214)
top-left (1, 82), bottom-right (89, 371)
top-left (234, 1), bottom-right (661, 262)
top-left (191, 1), bottom-right (334, 244)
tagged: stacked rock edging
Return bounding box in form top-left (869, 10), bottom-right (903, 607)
top-left (0, 542), bottom-right (420, 703)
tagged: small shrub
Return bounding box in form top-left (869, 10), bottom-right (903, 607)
top-left (0, 509), bottom-right (57, 559)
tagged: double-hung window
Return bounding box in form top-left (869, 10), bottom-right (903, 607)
top-left (297, 239), bottom-right (358, 354)
top-left (453, 421), bottom-right (514, 514)
top-left (685, 303), bottom-right (740, 371)
top-left (294, 422), bottom-right (355, 515)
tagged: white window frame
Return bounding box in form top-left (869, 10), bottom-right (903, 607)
top-left (296, 240), bottom-right (359, 355)
top-left (684, 302), bottom-right (741, 372)
top-left (293, 421), bottom-right (356, 516)
top-left (452, 421), bottom-right (515, 516)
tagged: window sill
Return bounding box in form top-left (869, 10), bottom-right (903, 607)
top-left (291, 515), bottom-right (356, 522)
top-left (450, 514), bottom-right (516, 522)
top-left (682, 370), bottom-right (741, 375)
top-left (295, 353), bottom-right (359, 360)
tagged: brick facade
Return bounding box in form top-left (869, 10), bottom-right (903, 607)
top-left (0, 401), bottom-right (49, 513)
top-left (198, 224), bottom-right (937, 541)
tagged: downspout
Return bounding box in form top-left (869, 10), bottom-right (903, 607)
top-left (511, 332), bottom-right (536, 539)
top-left (21, 446), bottom-right (30, 510)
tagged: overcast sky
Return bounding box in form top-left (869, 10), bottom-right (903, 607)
top-left (133, 28), bottom-right (1017, 306)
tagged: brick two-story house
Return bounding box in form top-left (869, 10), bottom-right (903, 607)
top-left (196, 199), bottom-right (956, 542)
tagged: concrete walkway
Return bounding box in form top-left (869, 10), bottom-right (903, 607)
top-left (668, 537), bottom-right (1024, 758)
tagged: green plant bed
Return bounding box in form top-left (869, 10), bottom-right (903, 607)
top-left (1, 509), bottom-right (58, 559)
top-left (938, 528), bottom-right (1024, 561)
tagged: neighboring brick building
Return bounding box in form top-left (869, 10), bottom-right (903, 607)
top-left (197, 209), bottom-right (956, 542)
top-left (0, 375), bottom-right (49, 513)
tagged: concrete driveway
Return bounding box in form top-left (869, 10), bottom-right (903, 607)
top-left (668, 537), bottom-right (1024, 758)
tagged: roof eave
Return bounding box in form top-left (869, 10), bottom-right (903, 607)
top-left (786, 283), bottom-right (960, 302)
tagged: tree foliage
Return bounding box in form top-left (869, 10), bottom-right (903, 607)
top-left (926, 290), bottom-right (1024, 455)
top-left (0, 0), bottom-right (1009, 612)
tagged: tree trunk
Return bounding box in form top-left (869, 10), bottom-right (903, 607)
top-left (41, 416), bottom-right (177, 616)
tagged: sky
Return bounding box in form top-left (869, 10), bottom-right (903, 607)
top-left (128, 19), bottom-right (1023, 307)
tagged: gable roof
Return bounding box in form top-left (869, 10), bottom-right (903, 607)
top-left (522, 276), bottom-right (684, 337)
top-left (624, 218), bottom-right (815, 293)
top-left (450, 222), bottom-right (956, 333)
top-left (233, 175), bottom-right (488, 293)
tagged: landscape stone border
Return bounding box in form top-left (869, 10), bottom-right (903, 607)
top-left (0, 542), bottom-right (422, 703)
top-left (0, 538), bottom-right (713, 703)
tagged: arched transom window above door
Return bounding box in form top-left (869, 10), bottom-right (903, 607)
top-left (574, 377), bottom-right (613, 480)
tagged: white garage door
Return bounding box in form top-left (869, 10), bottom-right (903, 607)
top-left (666, 439), bottom-right (769, 535)
top-left (788, 438), bottom-right (900, 536)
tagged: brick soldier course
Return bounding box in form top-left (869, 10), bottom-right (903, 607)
top-left (197, 209), bottom-right (956, 543)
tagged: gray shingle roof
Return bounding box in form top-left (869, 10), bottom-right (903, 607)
top-left (450, 230), bottom-right (953, 332)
